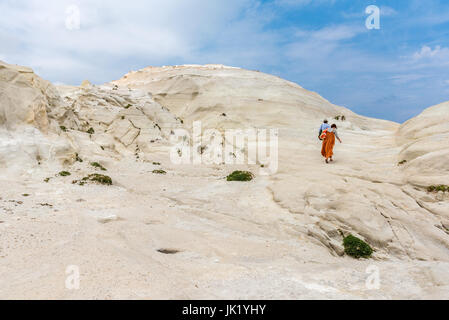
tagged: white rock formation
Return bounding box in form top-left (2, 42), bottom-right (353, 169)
top-left (0, 61), bottom-right (74, 174)
top-left (0, 62), bottom-right (448, 299)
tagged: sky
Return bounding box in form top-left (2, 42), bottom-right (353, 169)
top-left (1, 0), bottom-right (449, 123)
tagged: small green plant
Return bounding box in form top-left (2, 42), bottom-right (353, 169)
top-left (22, 194), bottom-right (30, 197)
top-left (59, 171), bottom-right (71, 177)
top-left (90, 162), bottom-right (107, 171)
top-left (398, 160), bottom-right (407, 166)
top-left (82, 174), bottom-right (113, 185)
top-left (341, 115), bottom-right (346, 121)
top-left (153, 170), bottom-right (167, 175)
top-left (227, 171), bottom-right (254, 182)
top-left (343, 235), bottom-right (373, 259)
top-left (72, 180), bottom-right (86, 186)
top-left (75, 153), bottom-right (83, 163)
top-left (44, 177), bottom-right (51, 183)
top-left (153, 162), bottom-right (161, 166)
top-left (427, 185), bottom-right (449, 193)
top-left (124, 104), bottom-right (132, 109)
top-left (60, 126), bottom-right (68, 132)
top-left (87, 128), bottom-right (95, 135)
top-left (335, 115), bottom-right (341, 121)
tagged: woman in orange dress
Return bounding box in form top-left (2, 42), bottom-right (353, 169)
top-left (321, 124), bottom-right (342, 163)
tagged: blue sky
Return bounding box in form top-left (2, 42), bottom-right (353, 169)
top-left (1, 0), bottom-right (449, 122)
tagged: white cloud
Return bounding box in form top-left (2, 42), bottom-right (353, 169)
top-left (380, 6), bottom-right (397, 17)
top-left (412, 46), bottom-right (449, 60)
top-left (0, 0), bottom-right (256, 82)
top-left (390, 74), bottom-right (428, 84)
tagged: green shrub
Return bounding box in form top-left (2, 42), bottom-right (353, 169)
top-left (153, 170), bottom-right (167, 175)
top-left (60, 126), bottom-right (68, 132)
top-left (59, 171), bottom-right (71, 177)
top-left (153, 162), bottom-right (161, 166)
top-left (398, 160), bottom-right (407, 166)
top-left (83, 174), bottom-right (113, 185)
top-left (428, 185), bottom-right (449, 193)
top-left (343, 235), bottom-right (373, 259)
top-left (75, 153), bottom-right (83, 163)
top-left (91, 162), bottom-right (107, 171)
top-left (87, 128), bottom-right (95, 135)
top-left (124, 104), bottom-right (132, 109)
top-left (227, 171), bottom-right (254, 182)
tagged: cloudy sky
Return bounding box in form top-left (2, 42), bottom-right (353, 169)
top-left (1, 0), bottom-right (448, 122)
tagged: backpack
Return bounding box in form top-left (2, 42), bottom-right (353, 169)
top-left (320, 129), bottom-right (328, 140)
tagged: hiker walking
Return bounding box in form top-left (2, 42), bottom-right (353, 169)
top-left (321, 124), bottom-right (342, 163)
top-left (318, 120), bottom-right (330, 140)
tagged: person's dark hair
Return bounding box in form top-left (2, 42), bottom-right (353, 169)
top-left (324, 120), bottom-right (328, 124)
top-left (331, 124), bottom-right (337, 129)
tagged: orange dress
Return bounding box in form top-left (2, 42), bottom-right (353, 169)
top-left (321, 131), bottom-right (336, 159)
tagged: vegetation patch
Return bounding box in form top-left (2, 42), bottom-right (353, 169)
top-left (87, 127), bottom-right (95, 135)
top-left (60, 126), bottom-right (68, 132)
top-left (398, 160), bottom-right (407, 166)
top-left (59, 171), bottom-right (71, 177)
top-left (90, 162), bottom-right (107, 171)
top-left (44, 177), bottom-right (51, 183)
top-left (153, 169), bottom-right (167, 175)
top-left (124, 104), bottom-right (132, 109)
top-left (75, 153), bottom-right (83, 163)
top-left (22, 194), bottom-right (30, 197)
top-left (83, 174), bottom-right (113, 185)
top-left (227, 171), bottom-right (254, 182)
top-left (427, 185), bottom-right (449, 193)
top-left (153, 162), bottom-right (161, 166)
top-left (343, 235), bottom-right (373, 259)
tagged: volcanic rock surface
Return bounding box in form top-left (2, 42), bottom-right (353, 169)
top-left (1, 61), bottom-right (448, 299)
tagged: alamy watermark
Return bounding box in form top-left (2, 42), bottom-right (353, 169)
top-left (65, 265), bottom-right (80, 290)
top-left (65, 5), bottom-right (81, 31)
top-left (170, 121), bottom-right (279, 175)
top-left (365, 5), bottom-right (380, 30)
top-left (365, 265), bottom-right (380, 290)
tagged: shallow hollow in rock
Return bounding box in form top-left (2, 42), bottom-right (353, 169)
top-left (157, 248), bottom-right (181, 255)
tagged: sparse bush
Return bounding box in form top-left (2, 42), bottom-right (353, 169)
top-left (91, 162), bottom-right (107, 171)
top-left (83, 174), bottom-right (113, 185)
top-left (227, 171), bottom-right (254, 182)
top-left (427, 185), bottom-right (449, 193)
top-left (87, 128), bottom-right (95, 135)
top-left (44, 178), bottom-right (51, 183)
top-left (343, 235), bottom-right (373, 259)
top-left (75, 153), bottom-right (83, 163)
top-left (124, 104), bottom-right (132, 109)
top-left (60, 126), bottom-right (68, 132)
top-left (153, 170), bottom-right (167, 175)
top-left (398, 160), bottom-right (407, 166)
top-left (59, 171), bottom-right (71, 177)
top-left (153, 162), bottom-right (161, 166)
